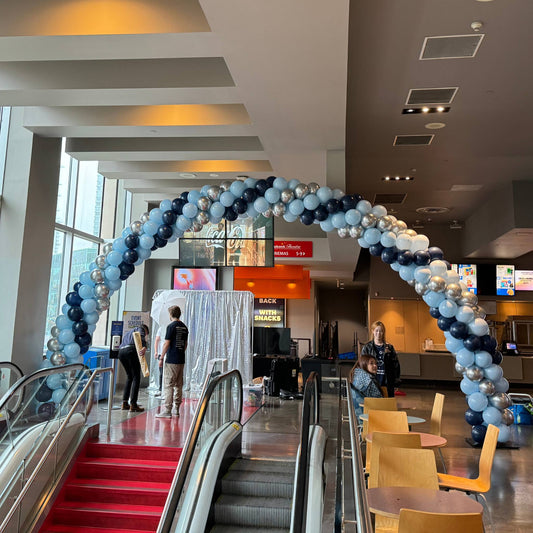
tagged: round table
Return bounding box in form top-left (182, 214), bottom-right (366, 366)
top-left (367, 431), bottom-right (447, 448)
top-left (367, 486), bottom-right (483, 519)
top-left (359, 414), bottom-right (425, 424)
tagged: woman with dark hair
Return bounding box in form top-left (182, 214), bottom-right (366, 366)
top-left (350, 354), bottom-right (383, 417)
top-left (361, 320), bottom-right (400, 398)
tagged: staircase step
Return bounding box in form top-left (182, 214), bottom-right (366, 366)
top-left (76, 460), bottom-right (175, 483)
top-left (64, 483), bottom-right (168, 506)
top-left (78, 455), bottom-right (179, 468)
top-left (222, 470), bottom-right (294, 498)
top-left (67, 477), bottom-right (171, 490)
top-left (42, 526), bottom-right (154, 533)
top-left (85, 442), bottom-right (182, 463)
top-left (214, 494), bottom-right (292, 528)
top-left (50, 507), bottom-right (160, 530)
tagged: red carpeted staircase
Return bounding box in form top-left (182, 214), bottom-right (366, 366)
top-left (40, 441), bottom-right (182, 533)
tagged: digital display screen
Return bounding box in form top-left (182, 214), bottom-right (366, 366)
top-left (496, 264), bottom-right (515, 296)
top-left (515, 270), bottom-right (533, 291)
top-left (172, 268), bottom-right (216, 290)
top-left (451, 263), bottom-right (477, 294)
top-left (506, 342), bottom-right (517, 350)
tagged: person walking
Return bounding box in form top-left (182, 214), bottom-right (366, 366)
top-left (156, 306), bottom-right (188, 419)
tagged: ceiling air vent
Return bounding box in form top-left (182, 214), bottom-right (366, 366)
top-left (393, 135), bottom-right (434, 146)
top-left (420, 34), bottom-right (484, 60)
top-left (406, 87), bottom-right (458, 105)
top-left (373, 193), bottom-right (407, 205)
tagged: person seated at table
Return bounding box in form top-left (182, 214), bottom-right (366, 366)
top-left (350, 354), bottom-right (383, 418)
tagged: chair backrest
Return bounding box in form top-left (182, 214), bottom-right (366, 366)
top-left (368, 409), bottom-right (409, 435)
top-left (363, 397), bottom-right (397, 413)
top-left (377, 446), bottom-right (439, 489)
top-left (367, 431), bottom-right (422, 488)
top-left (380, 386), bottom-right (389, 398)
top-left (398, 509), bottom-right (484, 533)
top-left (430, 392), bottom-right (445, 436)
top-left (477, 423), bottom-right (500, 488)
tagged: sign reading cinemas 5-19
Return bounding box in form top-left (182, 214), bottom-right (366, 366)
top-left (254, 298), bottom-right (285, 327)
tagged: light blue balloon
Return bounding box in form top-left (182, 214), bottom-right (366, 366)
top-left (58, 329), bottom-right (75, 345)
top-left (81, 298), bottom-right (97, 313)
top-left (187, 190), bottom-right (201, 205)
top-left (64, 342), bottom-right (81, 358)
top-left (142, 220), bottom-right (158, 236)
top-left (358, 237), bottom-right (370, 249)
top-left (456, 348), bottom-right (475, 366)
top-left (62, 303), bottom-right (71, 315)
top-left (79, 271), bottom-right (94, 287)
top-left (474, 350), bottom-right (492, 368)
top-left (332, 212), bottom-right (347, 229)
top-left (52, 388), bottom-right (67, 404)
top-left (210, 202), bottom-right (225, 218)
top-left (112, 237), bottom-right (127, 253)
top-left (244, 177), bottom-right (257, 189)
top-left (345, 209), bottom-right (361, 227)
top-left (283, 212), bottom-right (298, 223)
top-left (273, 177), bottom-right (288, 190)
top-left (220, 191), bottom-right (236, 207)
top-left (414, 267), bottom-right (432, 284)
top-left (104, 266), bottom-right (120, 281)
top-left (137, 247), bottom-right (151, 261)
top-left (200, 184), bottom-right (210, 195)
top-left (399, 265), bottom-right (416, 282)
top-left (332, 188), bottom-right (344, 200)
top-left (460, 377), bottom-right (479, 395)
top-left (40, 359), bottom-right (53, 369)
top-left (288, 199), bottom-right (305, 216)
top-left (229, 181), bottom-right (247, 197)
top-left (303, 194), bottom-right (320, 211)
top-left (494, 377), bottom-right (509, 393)
top-left (439, 299), bottom-right (458, 318)
top-left (264, 188), bottom-right (281, 204)
top-left (484, 364), bottom-right (504, 382)
top-left (390, 261), bottom-right (401, 272)
top-left (482, 406), bottom-right (502, 426)
top-left (497, 424), bottom-right (511, 443)
top-left (47, 374), bottom-right (62, 390)
top-left (445, 336), bottom-right (464, 353)
top-left (56, 315), bottom-right (73, 330)
top-left (66, 354), bottom-right (84, 364)
top-left (121, 227), bottom-right (132, 238)
top-left (316, 186), bottom-right (333, 204)
top-left (182, 203), bottom-right (198, 219)
top-left (469, 318), bottom-right (490, 337)
top-left (467, 392), bottom-right (488, 412)
top-left (288, 179), bottom-right (300, 190)
top-left (380, 231), bottom-right (396, 248)
top-left (149, 208), bottom-right (164, 224)
top-left (105, 250), bottom-right (121, 266)
top-left (320, 218), bottom-right (335, 232)
top-left (177, 215), bottom-right (192, 231)
top-left (251, 197), bottom-right (267, 213)
top-left (88, 324), bottom-right (97, 334)
top-left (159, 199), bottom-right (172, 212)
top-left (422, 291), bottom-right (445, 308)
top-left (364, 227), bottom-right (381, 245)
top-left (107, 279), bottom-right (122, 291)
top-left (139, 235), bottom-right (155, 249)
top-left (455, 305), bottom-right (475, 324)
top-left (246, 203), bottom-right (259, 218)
top-left (84, 311), bottom-right (99, 325)
top-left (356, 199), bottom-right (372, 214)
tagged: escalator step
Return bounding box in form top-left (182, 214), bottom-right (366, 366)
top-left (222, 470), bottom-right (293, 498)
top-left (214, 494), bottom-right (291, 528)
top-left (229, 459), bottom-right (295, 474)
top-left (210, 526), bottom-right (289, 533)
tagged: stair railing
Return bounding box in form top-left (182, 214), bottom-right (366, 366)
top-left (0, 361), bottom-right (24, 414)
top-left (158, 368), bottom-right (243, 533)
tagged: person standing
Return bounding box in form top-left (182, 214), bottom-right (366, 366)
top-left (118, 324), bottom-right (149, 412)
top-left (156, 306), bottom-right (188, 419)
top-left (153, 326), bottom-right (164, 398)
top-left (361, 321), bottom-right (400, 398)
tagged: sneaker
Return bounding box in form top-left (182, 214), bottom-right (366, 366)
top-left (156, 411), bottom-right (172, 418)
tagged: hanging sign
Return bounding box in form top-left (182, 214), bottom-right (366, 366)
top-left (274, 241), bottom-right (313, 258)
top-left (254, 298), bottom-right (285, 327)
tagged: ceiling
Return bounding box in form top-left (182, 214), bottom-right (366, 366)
top-left (2, 0), bottom-right (532, 288)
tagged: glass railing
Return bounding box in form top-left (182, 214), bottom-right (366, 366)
top-left (158, 369), bottom-right (243, 533)
top-left (0, 362), bottom-right (24, 416)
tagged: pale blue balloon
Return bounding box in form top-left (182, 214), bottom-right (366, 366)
top-left (149, 208), bottom-right (164, 224)
top-left (264, 187), bottom-right (281, 204)
top-left (56, 315), bottom-right (73, 330)
top-left (390, 261), bottom-right (401, 272)
top-left (40, 359), bottom-right (53, 369)
top-left (79, 271), bottom-right (94, 287)
top-left (229, 181), bottom-right (247, 197)
top-left (58, 329), bottom-right (75, 345)
top-left (456, 348), bottom-right (475, 366)
top-left (121, 227), bottom-right (132, 238)
top-left (112, 238), bottom-right (127, 253)
top-left (106, 250), bottom-right (122, 266)
top-left (81, 298), bottom-right (97, 313)
top-left (445, 336), bottom-right (464, 353)
top-left (160, 199), bottom-right (172, 212)
top-left (288, 199), bottom-right (305, 216)
top-left (320, 218), bottom-right (335, 232)
top-left (47, 374), bottom-right (62, 390)
top-left (467, 392), bottom-right (489, 412)
top-left (88, 324), bottom-right (97, 334)
top-left (62, 303), bottom-right (70, 315)
top-left (288, 179), bottom-right (300, 190)
top-left (494, 377), bottom-right (509, 393)
top-left (84, 311), bottom-right (99, 325)
top-left (469, 318), bottom-right (490, 337)
top-left (474, 350), bottom-right (492, 368)
top-left (177, 215), bottom-right (192, 231)
top-left (273, 177), bottom-right (288, 190)
top-left (484, 364), bottom-right (504, 382)
top-left (380, 231), bottom-right (396, 248)
top-left (364, 227), bottom-right (381, 245)
top-left (317, 186), bottom-right (333, 204)
top-left (52, 388), bottom-right (67, 404)
top-left (89, 262), bottom-right (97, 271)
top-left (182, 203), bottom-right (198, 219)
top-left (107, 279), bottom-right (122, 291)
top-left (399, 265), bottom-right (416, 282)
top-left (173, 227), bottom-right (184, 239)
top-left (142, 220), bottom-right (158, 236)
top-left (210, 202), bottom-right (226, 218)
top-left (244, 177), bottom-right (257, 188)
top-left (246, 203), bottom-right (259, 218)
top-left (254, 197), bottom-right (269, 213)
top-left (332, 188), bottom-right (344, 200)
top-left (356, 199), bottom-right (372, 214)
top-left (187, 190), bottom-right (202, 205)
top-left (283, 212), bottom-right (298, 223)
top-left (460, 377), bottom-right (479, 395)
top-left (358, 237), bottom-right (370, 248)
top-left (64, 342), bottom-right (81, 358)
top-left (439, 299), bottom-right (458, 318)
top-left (345, 209), bottom-right (361, 226)
top-left (497, 424), bottom-right (511, 443)
top-left (220, 191), bottom-right (236, 207)
top-left (303, 194), bottom-right (320, 211)
top-left (208, 215), bottom-right (222, 224)
top-left (104, 266), bottom-right (120, 281)
top-left (66, 354), bottom-right (84, 365)
top-left (414, 267), bottom-right (432, 284)
top-left (482, 406), bottom-right (502, 426)
top-left (165, 235), bottom-right (177, 245)
top-left (137, 247), bottom-right (151, 261)
top-left (332, 212), bottom-right (347, 229)
top-left (455, 305), bottom-right (475, 324)
top-left (423, 291), bottom-right (445, 308)
top-left (139, 235), bottom-right (155, 249)
top-left (200, 185), bottom-right (209, 195)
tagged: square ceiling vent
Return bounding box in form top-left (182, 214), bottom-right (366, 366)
top-left (406, 87), bottom-right (458, 105)
top-left (420, 34), bottom-right (484, 60)
top-left (374, 193), bottom-right (407, 205)
top-left (393, 134), bottom-right (434, 146)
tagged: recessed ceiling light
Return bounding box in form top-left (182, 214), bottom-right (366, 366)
top-left (407, 109), bottom-right (414, 113)
top-left (437, 106), bottom-right (445, 112)
top-left (402, 106), bottom-right (450, 115)
top-left (422, 107), bottom-right (430, 113)
top-left (425, 122), bottom-right (446, 130)
top-left (382, 175), bottom-right (414, 182)
top-left (179, 172), bottom-right (197, 178)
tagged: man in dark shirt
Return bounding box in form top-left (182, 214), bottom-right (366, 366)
top-left (156, 305), bottom-right (188, 418)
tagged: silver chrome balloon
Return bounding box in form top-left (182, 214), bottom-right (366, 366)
top-left (473, 305), bottom-right (487, 320)
top-left (207, 185), bottom-right (221, 201)
top-left (349, 225), bottom-right (364, 239)
top-left (140, 212), bottom-right (150, 224)
top-left (50, 351), bottom-right (66, 366)
top-left (501, 408), bottom-right (514, 425)
top-left (455, 362), bottom-right (466, 374)
top-left (280, 188), bottom-right (295, 204)
top-left (294, 183), bottom-right (309, 199)
top-left (391, 220), bottom-right (408, 234)
top-left (197, 196), bottom-right (211, 211)
top-left (376, 215), bottom-right (393, 232)
top-left (191, 221), bottom-right (203, 232)
top-left (94, 283), bottom-right (110, 298)
top-left (489, 392), bottom-right (512, 409)
top-left (407, 279), bottom-right (416, 287)
top-left (415, 281), bottom-right (429, 296)
top-left (47, 338), bottom-right (62, 352)
top-left (195, 212), bottom-right (210, 225)
top-left (130, 220), bottom-right (143, 235)
top-left (51, 326), bottom-right (60, 338)
top-left (96, 297), bottom-right (110, 312)
top-left (428, 275), bottom-right (446, 293)
top-left (308, 182), bottom-right (320, 194)
top-left (337, 227), bottom-right (350, 239)
top-left (90, 269), bottom-right (104, 284)
top-left (444, 283), bottom-right (463, 301)
top-left (478, 379), bottom-right (496, 396)
top-left (102, 243), bottom-right (113, 255)
top-left (272, 201), bottom-right (286, 217)
top-left (95, 255), bottom-right (107, 269)
top-left (465, 366), bottom-right (484, 381)
top-left (361, 213), bottom-right (377, 229)
top-left (262, 207), bottom-right (273, 218)
top-left (459, 291), bottom-right (478, 307)
top-left (404, 229), bottom-right (418, 237)
top-left (220, 180), bottom-right (233, 191)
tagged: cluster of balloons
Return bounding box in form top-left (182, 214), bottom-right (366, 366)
top-left (42, 177), bottom-right (512, 442)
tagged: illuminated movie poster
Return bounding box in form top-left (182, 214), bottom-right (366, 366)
top-left (515, 270), bottom-right (533, 291)
top-left (172, 268), bottom-right (216, 290)
top-left (496, 264), bottom-right (515, 296)
top-left (451, 264), bottom-right (477, 294)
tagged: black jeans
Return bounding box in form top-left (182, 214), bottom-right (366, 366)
top-left (118, 346), bottom-right (141, 404)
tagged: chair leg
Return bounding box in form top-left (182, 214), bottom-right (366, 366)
top-left (477, 493), bottom-right (495, 533)
top-left (437, 447), bottom-right (447, 473)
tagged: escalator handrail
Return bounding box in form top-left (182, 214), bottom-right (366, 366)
top-left (0, 361), bottom-right (25, 412)
top-left (292, 370), bottom-right (320, 533)
top-left (0, 365), bottom-right (114, 533)
top-left (157, 368), bottom-right (243, 533)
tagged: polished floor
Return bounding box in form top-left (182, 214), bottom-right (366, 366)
top-left (87, 381), bottom-right (533, 532)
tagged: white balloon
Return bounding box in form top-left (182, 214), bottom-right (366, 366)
top-left (455, 305), bottom-right (475, 324)
top-left (414, 267), bottom-right (432, 284)
top-left (396, 233), bottom-right (412, 251)
top-left (469, 318), bottom-right (490, 337)
top-left (445, 269), bottom-right (460, 284)
top-left (429, 260), bottom-right (448, 277)
top-left (410, 234), bottom-right (430, 253)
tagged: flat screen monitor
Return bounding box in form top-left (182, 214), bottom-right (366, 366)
top-left (172, 267), bottom-right (217, 290)
top-left (451, 263), bottom-right (477, 294)
top-left (506, 342), bottom-right (517, 350)
top-left (515, 270), bottom-right (533, 291)
top-left (496, 264), bottom-right (515, 296)
top-left (253, 327), bottom-right (291, 356)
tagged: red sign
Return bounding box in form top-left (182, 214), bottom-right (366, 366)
top-left (274, 241), bottom-right (313, 258)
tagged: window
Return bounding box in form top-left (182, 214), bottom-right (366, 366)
top-left (0, 107), bottom-right (10, 204)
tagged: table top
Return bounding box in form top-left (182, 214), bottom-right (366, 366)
top-left (367, 486), bottom-right (483, 519)
top-left (359, 414), bottom-right (425, 424)
top-left (367, 431), bottom-right (447, 448)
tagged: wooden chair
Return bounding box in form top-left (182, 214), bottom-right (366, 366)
top-left (380, 385), bottom-right (389, 398)
top-left (398, 509), bottom-right (484, 533)
top-left (367, 431), bottom-right (422, 488)
top-left (429, 393), bottom-right (446, 472)
top-left (361, 397), bottom-right (398, 439)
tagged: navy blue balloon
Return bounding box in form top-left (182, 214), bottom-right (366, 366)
top-left (224, 207), bottom-right (238, 221)
top-left (492, 350), bottom-right (503, 365)
top-left (450, 320), bottom-right (469, 339)
top-left (73, 281), bottom-right (82, 292)
top-left (369, 243), bottom-right (384, 256)
top-left (314, 205), bottom-right (329, 221)
top-left (119, 262), bottom-right (135, 280)
top-left (153, 234), bottom-right (167, 248)
top-left (37, 402), bottom-right (56, 420)
top-left (162, 210), bottom-right (177, 225)
top-left (180, 191), bottom-right (189, 201)
top-left (428, 246), bottom-right (444, 260)
top-left (397, 250), bottom-right (414, 266)
top-left (80, 345), bottom-right (89, 355)
top-left (326, 199), bottom-right (340, 214)
top-left (443, 260), bottom-right (451, 270)
top-left (481, 335), bottom-right (497, 354)
top-left (437, 316), bottom-right (456, 331)
top-left (124, 234), bottom-right (139, 249)
top-left (36, 383), bottom-right (53, 403)
top-left (150, 244), bottom-right (158, 251)
top-left (414, 250), bottom-right (431, 266)
top-left (75, 332), bottom-right (92, 347)
top-left (171, 198), bottom-right (185, 214)
top-left (340, 195), bottom-right (356, 212)
top-left (381, 247), bottom-right (398, 264)
top-left (72, 320), bottom-right (88, 336)
top-left (66, 291), bottom-right (82, 307)
top-left (255, 179), bottom-right (269, 196)
top-left (242, 188), bottom-right (257, 203)
top-left (429, 307), bottom-right (441, 319)
top-left (300, 210), bottom-right (314, 226)
top-left (67, 306), bottom-right (84, 322)
top-left (232, 198), bottom-right (247, 214)
top-left (464, 334), bottom-right (482, 352)
top-left (122, 249), bottom-right (139, 264)
top-left (157, 224), bottom-right (173, 240)
top-left (352, 194), bottom-right (363, 203)
top-left (266, 176), bottom-right (276, 187)
top-left (465, 408), bottom-right (484, 426)
top-left (471, 424), bottom-right (487, 444)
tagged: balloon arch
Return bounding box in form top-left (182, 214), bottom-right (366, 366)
top-left (44, 176), bottom-right (513, 443)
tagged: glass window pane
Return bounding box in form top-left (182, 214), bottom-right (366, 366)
top-left (69, 237), bottom-right (99, 289)
top-left (74, 162), bottom-right (104, 236)
top-left (44, 231), bottom-right (66, 347)
top-left (0, 107), bottom-right (10, 198)
top-left (56, 140), bottom-right (72, 225)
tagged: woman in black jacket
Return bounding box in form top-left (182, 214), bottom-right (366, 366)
top-left (361, 321), bottom-right (400, 398)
